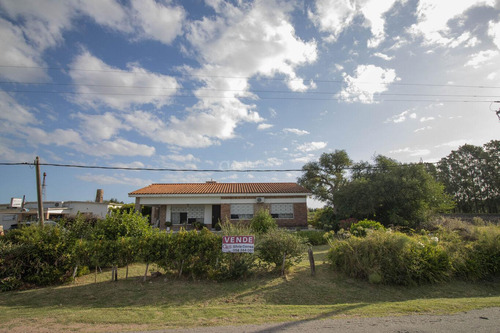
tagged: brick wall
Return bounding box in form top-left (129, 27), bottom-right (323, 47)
top-left (221, 201), bottom-right (308, 228)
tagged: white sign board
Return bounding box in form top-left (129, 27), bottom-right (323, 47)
top-left (222, 235), bottom-right (255, 253)
top-left (10, 198), bottom-right (22, 208)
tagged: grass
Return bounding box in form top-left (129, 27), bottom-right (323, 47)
top-left (1, 245), bottom-right (499, 332)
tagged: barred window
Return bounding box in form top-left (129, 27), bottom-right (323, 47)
top-left (230, 204), bottom-right (254, 220)
top-left (270, 203), bottom-right (294, 219)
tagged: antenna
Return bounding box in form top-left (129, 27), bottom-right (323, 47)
top-left (42, 172), bottom-right (47, 202)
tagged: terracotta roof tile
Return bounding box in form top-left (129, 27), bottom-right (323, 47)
top-left (129, 182), bottom-right (310, 196)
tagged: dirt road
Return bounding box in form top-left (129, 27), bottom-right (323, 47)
top-left (134, 307), bottom-right (500, 333)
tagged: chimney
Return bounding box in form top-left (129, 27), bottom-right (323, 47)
top-left (206, 180), bottom-right (217, 184)
top-left (95, 189), bottom-right (103, 203)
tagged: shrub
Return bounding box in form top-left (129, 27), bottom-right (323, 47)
top-left (250, 209), bottom-right (277, 234)
top-left (217, 221), bottom-right (256, 280)
top-left (256, 229), bottom-right (307, 271)
top-left (93, 211), bottom-right (151, 241)
top-left (310, 207), bottom-right (336, 230)
top-left (1, 225), bottom-right (75, 287)
top-left (350, 219), bottom-right (385, 237)
top-left (328, 230), bottom-right (452, 285)
top-left (296, 230), bottom-right (328, 246)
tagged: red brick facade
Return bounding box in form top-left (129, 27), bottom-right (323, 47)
top-left (221, 201), bottom-right (308, 228)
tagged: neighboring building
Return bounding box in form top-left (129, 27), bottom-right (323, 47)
top-left (0, 199), bottom-right (121, 231)
top-left (128, 182), bottom-right (311, 229)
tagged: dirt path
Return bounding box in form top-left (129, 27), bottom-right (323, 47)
top-left (133, 307), bottom-right (500, 333)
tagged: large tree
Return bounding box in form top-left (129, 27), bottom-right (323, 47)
top-left (335, 156), bottom-right (454, 227)
top-left (297, 150), bottom-right (352, 207)
top-left (437, 140), bottom-right (500, 213)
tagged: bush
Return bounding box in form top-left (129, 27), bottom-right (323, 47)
top-left (328, 230), bottom-right (452, 285)
top-left (1, 225), bottom-right (75, 287)
top-left (310, 207), bottom-right (336, 230)
top-left (350, 219), bottom-right (385, 237)
top-left (217, 221), bottom-right (256, 280)
top-left (257, 229), bottom-right (307, 271)
top-left (296, 230), bottom-right (328, 245)
top-left (93, 211), bottom-right (151, 240)
top-left (250, 209), bottom-right (277, 234)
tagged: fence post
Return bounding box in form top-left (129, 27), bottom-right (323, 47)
top-left (308, 247), bottom-right (316, 276)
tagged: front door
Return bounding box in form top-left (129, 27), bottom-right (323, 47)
top-left (212, 205), bottom-right (221, 228)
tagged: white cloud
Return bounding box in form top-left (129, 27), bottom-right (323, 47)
top-left (373, 52), bottom-right (394, 61)
top-left (283, 128), bottom-right (310, 135)
top-left (420, 117), bottom-right (435, 122)
top-left (385, 110), bottom-right (417, 123)
top-left (414, 126), bottom-right (432, 133)
top-left (69, 51), bottom-right (180, 110)
top-left (257, 123), bottom-right (274, 130)
top-left (291, 154), bottom-right (315, 164)
top-left (75, 112), bottom-right (130, 141)
top-left (389, 147), bottom-right (431, 157)
top-left (434, 139), bottom-right (470, 149)
top-left (110, 161), bottom-right (145, 169)
top-left (129, 0), bottom-right (185, 44)
top-left (167, 154), bottom-right (200, 163)
top-left (230, 158), bottom-right (283, 170)
top-left (338, 65), bottom-right (397, 104)
top-left (0, 142), bottom-right (36, 162)
top-left (464, 50), bottom-right (499, 68)
top-left (0, 18), bottom-right (48, 81)
top-left (77, 173), bottom-right (152, 187)
top-left (77, 138), bottom-right (155, 157)
top-left (297, 141), bottom-right (327, 152)
top-left (489, 20), bottom-right (500, 49)
top-left (0, 92), bottom-right (38, 126)
top-left (409, 0), bottom-right (496, 47)
top-left (308, 0), bottom-right (398, 46)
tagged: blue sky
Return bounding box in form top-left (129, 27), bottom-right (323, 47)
top-left (0, 0), bottom-right (499, 206)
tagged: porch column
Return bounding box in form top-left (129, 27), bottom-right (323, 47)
top-left (159, 205), bottom-right (167, 229)
top-left (134, 197), bottom-right (141, 213)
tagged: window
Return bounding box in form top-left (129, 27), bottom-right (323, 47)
top-left (230, 204), bottom-right (254, 219)
top-left (271, 203), bottom-right (294, 219)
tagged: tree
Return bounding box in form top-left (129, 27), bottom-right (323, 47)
top-left (336, 156), bottom-right (454, 227)
top-left (298, 150), bottom-right (352, 207)
top-left (437, 140), bottom-right (500, 213)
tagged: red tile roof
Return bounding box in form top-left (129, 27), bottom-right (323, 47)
top-left (129, 182), bottom-right (310, 196)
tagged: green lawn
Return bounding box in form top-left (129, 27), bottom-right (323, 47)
top-left (1, 245), bottom-right (499, 332)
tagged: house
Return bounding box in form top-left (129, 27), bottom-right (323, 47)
top-left (128, 182), bottom-right (311, 229)
top-left (0, 194), bottom-right (122, 231)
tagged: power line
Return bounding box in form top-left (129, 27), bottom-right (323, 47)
top-left (1, 64), bottom-right (500, 89)
top-left (0, 89), bottom-right (497, 103)
top-left (0, 161), bottom-right (440, 172)
top-left (1, 80), bottom-right (499, 99)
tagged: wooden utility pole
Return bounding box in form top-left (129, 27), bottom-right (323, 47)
top-left (35, 156), bottom-right (44, 227)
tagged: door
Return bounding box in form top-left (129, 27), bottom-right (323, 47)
top-left (212, 205), bottom-right (221, 228)
top-left (180, 212), bottom-right (188, 224)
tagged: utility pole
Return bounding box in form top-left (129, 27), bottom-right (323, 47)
top-left (35, 156), bottom-right (44, 227)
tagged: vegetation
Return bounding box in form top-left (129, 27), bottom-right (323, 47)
top-left (327, 218), bottom-right (500, 285)
top-left (300, 151), bottom-right (455, 228)
top-left (0, 245), bottom-right (499, 332)
top-left (437, 140), bottom-right (500, 214)
top-left (250, 209), bottom-right (277, 234)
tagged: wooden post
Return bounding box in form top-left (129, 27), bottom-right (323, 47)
top-left (308, 247), bottom-right (316, 276)
top-left (35, 157), bottom-right (44, 227)
top-left (281, 252), bottom-right (287, 276)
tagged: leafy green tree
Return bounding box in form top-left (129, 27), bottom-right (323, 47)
top-left (298, 150), bottom-right (352, 207)
top-left (437, 140), bottom-right (500, 213)
top-left (335, 156), bottom-right (454, 227)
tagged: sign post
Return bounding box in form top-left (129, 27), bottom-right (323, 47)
top-left (222, 235), bottom-right (254, 253)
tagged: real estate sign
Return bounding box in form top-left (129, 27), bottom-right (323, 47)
top-left (222, 235), bottom-right (254, 253)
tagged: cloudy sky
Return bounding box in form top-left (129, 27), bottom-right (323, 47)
top-left (0, 0), bottom-right (499, 206)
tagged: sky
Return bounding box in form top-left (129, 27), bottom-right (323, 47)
top-left (0, 0), bottom-right (499, 207)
